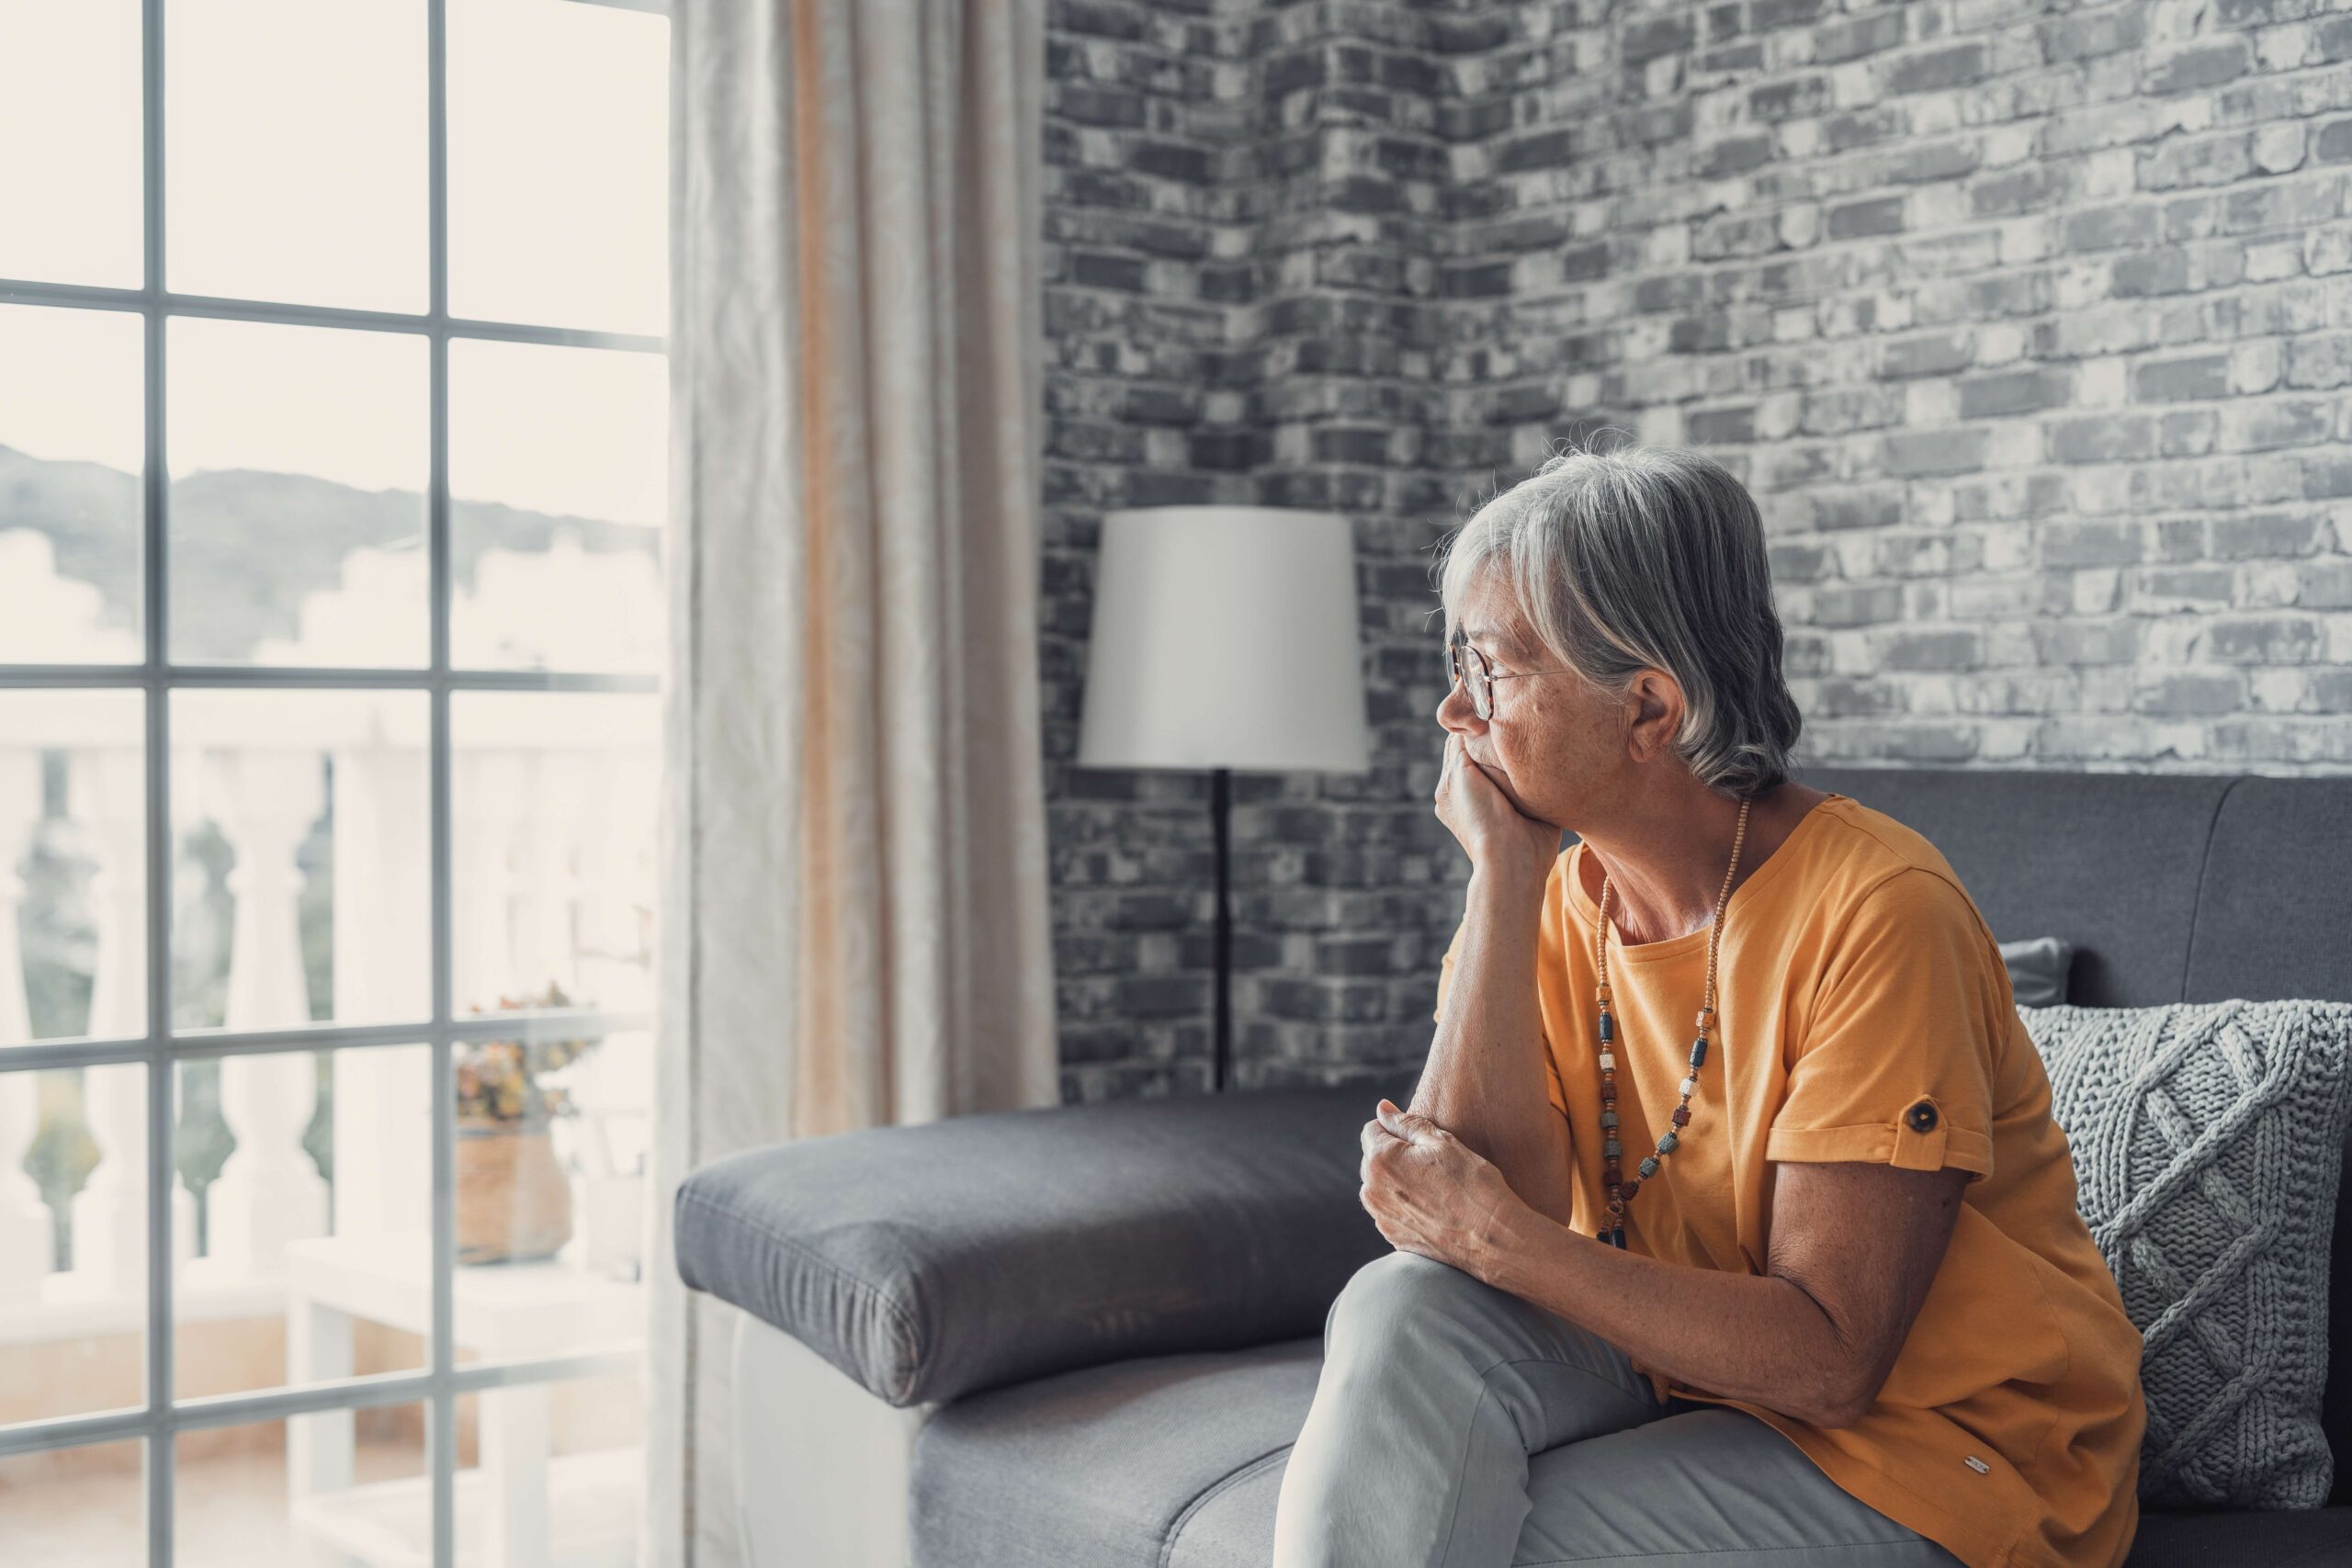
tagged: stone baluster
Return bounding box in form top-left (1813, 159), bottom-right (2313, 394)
top-left (206, 748), bottom-right (329, 1271)
top-left (454, 749), bottom-right (526, 1016)
top-left (0, 749), bottom-right (51, 1294)
top-left (68, 746), bottom-right (179, 1291)
top-left (330, 741), bottom-right (431, 1241)
top-left (516, 748), bottom-right (591, 1009)
top-left (579, 749), bottom-right (656, 1015)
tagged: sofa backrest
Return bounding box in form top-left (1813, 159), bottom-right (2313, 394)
top-left (1789, 766), bottom-right (2352, 1506)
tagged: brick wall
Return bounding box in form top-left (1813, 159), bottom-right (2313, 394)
top-left (1041, 0), bottom-right (2352, 1103)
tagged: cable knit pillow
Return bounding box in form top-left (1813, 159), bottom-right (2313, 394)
top-left (2018, 999), bottom-right (2352, 1509)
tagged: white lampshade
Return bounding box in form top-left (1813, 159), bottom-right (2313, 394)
top-left (1076, 505), bottom-right (1372, 774)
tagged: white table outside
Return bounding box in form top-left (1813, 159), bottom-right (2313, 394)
top-left (283, 1229), bottom-right (644, 1568)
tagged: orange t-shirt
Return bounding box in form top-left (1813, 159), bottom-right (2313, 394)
top-left (1432, 792), bottom-right (2145, 1568)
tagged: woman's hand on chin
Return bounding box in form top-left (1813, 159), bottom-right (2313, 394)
top-left (1435, 732), bottom-right (1561, 893)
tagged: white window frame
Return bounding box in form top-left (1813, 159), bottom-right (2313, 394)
top-left (0, 4), bottom-right (665, 1562)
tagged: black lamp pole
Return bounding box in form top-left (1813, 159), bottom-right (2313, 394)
top-left (1210, 765), bottom-right (1233, 1093)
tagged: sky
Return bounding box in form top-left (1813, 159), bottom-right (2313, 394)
top-left (0, 0), bottom-right (667, 526)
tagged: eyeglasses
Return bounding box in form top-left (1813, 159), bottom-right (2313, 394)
top-left (1446, 636), bottom-right (1565, 721)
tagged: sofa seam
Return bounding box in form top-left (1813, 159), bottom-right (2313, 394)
top-left (1510, 1538), bottom-right (1930, 1566)
top-left (673, 1188), bottom-right (929, 1399)
top-left (2177, 775), bottom-right (2242, 1005)
top-left (1156, 1444), bottom-right (1293, 1568)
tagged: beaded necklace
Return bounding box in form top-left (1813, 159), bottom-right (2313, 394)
top-left (1590, 796), bottom-right (1751, 1250)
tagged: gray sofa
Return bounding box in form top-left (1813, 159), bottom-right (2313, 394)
top-left (674, 766), bottom-right (2352, 1567)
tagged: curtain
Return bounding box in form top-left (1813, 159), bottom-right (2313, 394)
top-left (648, 1), bottom-right (1057, 1562)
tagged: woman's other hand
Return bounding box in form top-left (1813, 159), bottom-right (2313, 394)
top-left (1360, 1098), bottom-right (1529, 1280)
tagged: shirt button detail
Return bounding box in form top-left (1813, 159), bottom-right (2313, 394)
top-left (1905, 1100), bottom-right (1938, 1133)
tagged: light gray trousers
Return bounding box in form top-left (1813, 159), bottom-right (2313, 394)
top-left (1269, 1250), bottom-right (1968, 1568)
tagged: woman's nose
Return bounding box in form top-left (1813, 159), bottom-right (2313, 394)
top-left (1436, 681), bottom-right (1480, 729)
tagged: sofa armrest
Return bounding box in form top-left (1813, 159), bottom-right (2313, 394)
top-left (673, 1074), bottom-right (1416, 1407)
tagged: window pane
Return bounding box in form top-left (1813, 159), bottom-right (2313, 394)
top-left (449, 341), bottom-right (665, 674)
top-left (449, 0), bottom-right (668, 336)
top-left (0, 0), bottom-right (141, 288)
top-left (171, 691), bottom-right (429, 1031)
top-left (178, 1405), bottom-right (426, 1564)
top-left (166, 318), bottom-right (428, 668)
top-left (451, 694), bottom-right (658, 1019)
top-left (0, 1437), bottom-right (144, 1562)
top-left (0, 305), bottom-right (144, 664)
top-left (0, 1063), bottom-right (147, 1425)
top-left (0, 691), bottom-right (145, 1049)
top-left (173, 1044), bottom-right (431, 1400)
top-left (455, 1371), bottom-right (645, 1565)
top-left (165, 0), bottom-right (427, 312)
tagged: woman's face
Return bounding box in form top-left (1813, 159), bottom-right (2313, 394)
top-left (1436, 575), bottom-right (1626, 830)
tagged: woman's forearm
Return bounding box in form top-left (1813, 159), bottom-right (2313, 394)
top-left (1412, 867), bottom-right (1575, 1227)
top-left (1473, 1204), bottom-right (1861, 1429)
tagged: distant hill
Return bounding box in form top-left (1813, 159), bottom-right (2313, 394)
top-left (0, 443), bottom-right (660, 662)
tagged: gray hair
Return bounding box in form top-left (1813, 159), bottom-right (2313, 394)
top-left (1434, 436), bottom-right (1804, 800)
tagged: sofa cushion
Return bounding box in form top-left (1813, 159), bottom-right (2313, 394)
top-left (904, 1336), bottom-right (2352, 1568)
top-left (673, 1077), bottom-right (1415, 1405)
top-left (910, 1337), bottom-right (1323, 1568)
top-left (2021, 999), bottom-right (2352, 1509)
top-left (2000, 936), bottom-right (2074, 1008)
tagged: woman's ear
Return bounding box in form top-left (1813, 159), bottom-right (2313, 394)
top-left (1623, 670), bottom-right (1684, 763)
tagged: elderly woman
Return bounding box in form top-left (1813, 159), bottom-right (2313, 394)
top-left (1270, 444), bottom-right (2146, 1568)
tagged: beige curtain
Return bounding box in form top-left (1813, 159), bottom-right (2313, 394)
top-left (648, 1), bottom-right (1057, 1562)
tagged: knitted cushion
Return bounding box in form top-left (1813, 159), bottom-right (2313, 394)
top-left (2018, 999), bottom-right (2352, 1509)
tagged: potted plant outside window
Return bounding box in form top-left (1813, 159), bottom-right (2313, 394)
top-left (456, 982), bottom-right (599, 1265)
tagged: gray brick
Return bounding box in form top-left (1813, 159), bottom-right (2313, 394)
top-left (1749, 76), bottom-right (1832, 124)
top-left (2112, 249), bottom-right (2193, 297)
top-left (1815, 583), bottom-right (1904, 625)
top-left (1973, 166), bottom-right (2062, 219)
top-left (1623, 15), bottom-right (1696, 64)
top-left (2205, 617), bottom-right (2324, 662)
top-left (2131, 353), bottom-right (2230, 402)
top-left (2050, 415), bottom-right (2155, 465)
top-left (2304, 562), bottom-right (2352, 609)
top-left (2132, 672), bottom-right (2246, 716)
top-left (2031, 621), bottom-right (2141, 664)
top-left (2314, 670), bottom-right (2352, 710)
top-left (2143, 39), bottom-right (2251, 96)
top-left (1881, 629), bottom-right (1982, 671)
top-left (1881, 429), bottom-right (1987, 477)
top-left (1959, 368), bottom-right (2073, 419)
top-left (1697, 132), bottom-right (1775, 178)
top-left (1826, 196), bottom-right (1907, 239)
top-left (1885, 42), bottom-right (1986, 95)
top-left (2062, 205), bottom-right (2159, 254)
top-left (2043, 521), bottom-right (2146, 568)
top-left (1879, 332), bottom-right (1973, 379)
top-left (1813, 9), bottom-right (1907, 64)
top-left (2214, 512), bottom-right (2326, 558)
top-left (1809, 490), bottom-right (1907, 531)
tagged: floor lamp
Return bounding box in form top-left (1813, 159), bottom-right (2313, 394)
top-left (1074, 506), bottom-right (1372, 1093)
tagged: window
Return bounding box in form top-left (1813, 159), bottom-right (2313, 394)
top-left (0, 2), bottom-right (669, 1562)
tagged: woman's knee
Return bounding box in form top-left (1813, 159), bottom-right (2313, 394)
top-left (1324, 1249), bottom-right (1487, 1352)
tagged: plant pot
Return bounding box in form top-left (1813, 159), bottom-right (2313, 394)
top-left (455, 1120), bottom-right (574, 1265)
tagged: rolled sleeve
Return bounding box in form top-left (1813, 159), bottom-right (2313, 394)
top-left (1766, 868), bottom-right (1998, 1183)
